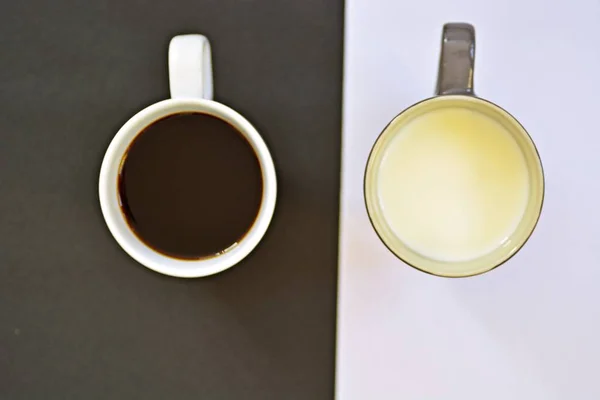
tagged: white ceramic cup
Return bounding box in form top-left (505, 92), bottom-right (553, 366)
top-left (99, 34), bottom-right (277, 278)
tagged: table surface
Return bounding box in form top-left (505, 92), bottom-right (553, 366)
top-left (337, 0), bottom-right (600, 399)
top-left (0, 1), bottom-right (343, 399)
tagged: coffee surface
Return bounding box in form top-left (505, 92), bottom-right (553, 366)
top-left (119, 113), bottom-right (263, 259)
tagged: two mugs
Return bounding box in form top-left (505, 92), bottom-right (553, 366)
top-left (99, 23), bottom-right (544, 279)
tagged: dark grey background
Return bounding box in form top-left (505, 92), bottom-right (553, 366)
top-left (0, 1), bottom-right (343, 398)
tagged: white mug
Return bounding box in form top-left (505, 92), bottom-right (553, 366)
top-left (99, 34), bottom-right (277, 278)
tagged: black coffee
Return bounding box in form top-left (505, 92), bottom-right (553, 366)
top-left (118, 112), bottom-right (263, 259)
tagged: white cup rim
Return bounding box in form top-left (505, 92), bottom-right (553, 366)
top-left (99, 98), bottom-right (277, 278)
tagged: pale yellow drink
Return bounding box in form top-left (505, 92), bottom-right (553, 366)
top-left (375, 105), bottom-right (530, 262)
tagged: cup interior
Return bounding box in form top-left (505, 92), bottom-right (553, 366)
top-left (364, 95), bottom-right (544, 277)
top-left (99, 99), bottom-right (276, 278)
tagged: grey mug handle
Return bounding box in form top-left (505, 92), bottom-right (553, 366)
top-left (436, 23), bottom-right (475, 95)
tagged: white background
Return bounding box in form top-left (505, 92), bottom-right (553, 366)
top-left (337, 0), bottom-right (600, 398)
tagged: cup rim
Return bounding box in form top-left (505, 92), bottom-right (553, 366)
top-left (99, 98), bottom-right (277, 278)
top-left (364, 95), bottom-right (545, 278)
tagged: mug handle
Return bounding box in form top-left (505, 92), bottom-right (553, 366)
top-left (168, 34), bottom-right (214, 100)
top-left (436, 23), bottom-right (475, 96)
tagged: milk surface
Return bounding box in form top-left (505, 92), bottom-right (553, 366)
top-left (377, 107), bottom-right (529, 262)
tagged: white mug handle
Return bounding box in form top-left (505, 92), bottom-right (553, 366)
top-left (168, 34), bottom-right (214, 100)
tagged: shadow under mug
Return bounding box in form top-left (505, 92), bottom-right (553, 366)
top-left (99, 34), bottom-right (277, 278)
top-left (364, 23), bottom-right (544, 278)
